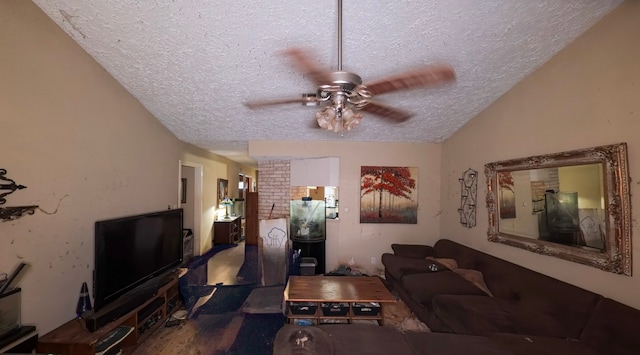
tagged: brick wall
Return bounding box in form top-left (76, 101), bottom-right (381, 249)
top-left (531, 167), bottom-right (559, 212)
top-left (257, 160), bottom-right (291, 219)
top-left (290, 186), bottom-right (307, 200)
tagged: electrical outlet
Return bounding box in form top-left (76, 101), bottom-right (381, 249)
top-left (371, 257), bottom-right (376, 264)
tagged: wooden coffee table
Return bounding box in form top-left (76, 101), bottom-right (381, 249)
top-left (284, 276), bottom-right (396, 325)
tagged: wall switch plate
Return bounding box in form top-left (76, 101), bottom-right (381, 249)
top-left (371, 257), bottom-right (376, 264)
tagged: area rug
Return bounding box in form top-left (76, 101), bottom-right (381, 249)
top-left (225, 313), bottom-right (286, 354)
top-left (179, 243), bottom-right (241, 312)
top-left (236, 243), bottom-right (260, 284)
top-left (242, 285), bottom-right (285, 314)
top-left (192, 284), bottom-right (256, 316)
top-left (382, 297), bottom-right (430, 333)
top-left (188, 243), bottom-right (237, 270)
top-left (135, 295), bottom-right (424, 354)
top-left (136, 237), bottom-right (286, 354)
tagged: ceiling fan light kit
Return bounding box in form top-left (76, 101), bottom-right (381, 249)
top-left (316, 105), bottom-right (363, 133)
top-left (245, 0), bottom-right (455, 134)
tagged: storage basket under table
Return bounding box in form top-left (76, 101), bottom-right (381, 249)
top-left (352, 302), bottom-right (381, 316)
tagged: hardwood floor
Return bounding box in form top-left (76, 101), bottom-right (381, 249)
top-left (205, 241), bottom-right (246, 286)
top-left (134, 242), bottom-right (247, 354)
top-left (190, 242), bottom-right (246, 312)
top-left (132, 246), bottom-right (427, 354)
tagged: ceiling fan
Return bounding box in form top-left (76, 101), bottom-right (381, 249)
top-left (245, 0), bottom-right (456, 133)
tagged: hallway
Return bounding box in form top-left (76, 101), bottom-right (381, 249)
top-left (189, 241), bottom-right (251, 314)
top-left (206, 241), bottom-right (246, 286)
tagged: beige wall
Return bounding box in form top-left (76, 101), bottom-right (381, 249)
top-left (0, 0), bottom-right (253, 334)
top-left (440, 1), bottom-right (640, 309)
top-left (250, 141), bottom-right (442, 275)
top-left (4, 0), bottom-right (638, 336)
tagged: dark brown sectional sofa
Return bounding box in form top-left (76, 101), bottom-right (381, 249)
top-left (273, 239), bottom-right (640, 355)
top-left (382, 239), bottom-right (640, 355)
top-left (274, 323), bottom-right (517, 355)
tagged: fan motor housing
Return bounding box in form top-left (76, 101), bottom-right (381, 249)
top-left (319, 71), bottom-right (362, 92)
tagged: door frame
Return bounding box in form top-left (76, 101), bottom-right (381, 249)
top-left (179, 160), bottom-right (203, 256)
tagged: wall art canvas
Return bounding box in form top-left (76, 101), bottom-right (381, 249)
top-left (499, 186), bottom-right (516, 219)
top-left (498, 172), bottom-right (516, 219)
top-left (360, 166), bottom-right (418, 224)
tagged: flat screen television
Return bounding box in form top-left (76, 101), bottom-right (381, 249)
top-left (93, 208), bottom-right (183, 312)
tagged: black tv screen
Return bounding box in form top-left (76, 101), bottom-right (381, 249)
top-left (94, 209), bottom-right (183, 311)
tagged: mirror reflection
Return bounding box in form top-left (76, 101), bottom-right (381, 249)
top-left (498, 164), bottom-right (605, 251)
top-left (485, 143), bottom-right (631, 275)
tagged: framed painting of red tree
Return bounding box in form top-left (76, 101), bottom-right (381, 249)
top-left (360, 166), bottom-right (418, 224)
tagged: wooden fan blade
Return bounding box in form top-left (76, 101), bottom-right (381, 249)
top-left (281, 47), bottom-right (332, 85)
top-left (362, 63), bottom-right (455, 96)
top-left (359, 100), bottom-right (414, 122)
top-left (244, 95), bottom-right (318, 109)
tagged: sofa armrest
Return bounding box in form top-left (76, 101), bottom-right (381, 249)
top-left (580, 298), bottom-right (640, 355)
top-left (391, 244), bottom-right (437, 258)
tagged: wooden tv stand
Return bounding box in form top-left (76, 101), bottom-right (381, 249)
top-left (37, 273), bottom-right (180, 355)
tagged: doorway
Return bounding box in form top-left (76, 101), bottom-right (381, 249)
top-left (180, 160), bottom-right (203, 257)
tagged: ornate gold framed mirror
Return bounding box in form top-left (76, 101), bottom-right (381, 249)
top-left (485, 143), bottom-right (631, 275)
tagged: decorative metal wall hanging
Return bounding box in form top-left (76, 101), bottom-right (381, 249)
top-left (0, 169), bottom-right (38, 222)
top-left (458, 168), bottom-right (477, 228)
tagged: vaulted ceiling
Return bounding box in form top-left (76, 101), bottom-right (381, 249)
top-left (33, 1), bottom-right (622, 165)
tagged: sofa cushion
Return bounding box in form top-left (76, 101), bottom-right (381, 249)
top-left (318, 324), bottom-right (414, 355)
top-left (433, 239), bottom-right (602, 339)
top-left (404, 332), bottom-right (515, 355)
top-left (432, 294), bottom-right (575, 338)
top-left (426, 256), bottom-right (459, 270)
top-left (432, 295), bottom-right (514, 334)
top-left (401, 271), bottom-right (489, 306)
top-left (382, 253), bottom-right (450, 281)
top-left (508, 302), bottom-right (579, 339)
top-left (391, 243), bottom-right (437, 258)
top-left (579, 298), bottom-right (640, 355)
top-left (452, 268), bottom-right (493, 296)
top-left (424, 256), bottom-right (493, 296)
top-left (486, 333), bottom-right (604, 355)
top-left (385, 273), bottom-right (455, 332)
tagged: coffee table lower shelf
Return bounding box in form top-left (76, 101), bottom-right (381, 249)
top-left (286, 302), bottom-right (386, 325)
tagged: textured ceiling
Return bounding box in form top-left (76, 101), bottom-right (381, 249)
top-left (33, 0), bottom-right (622, 165)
